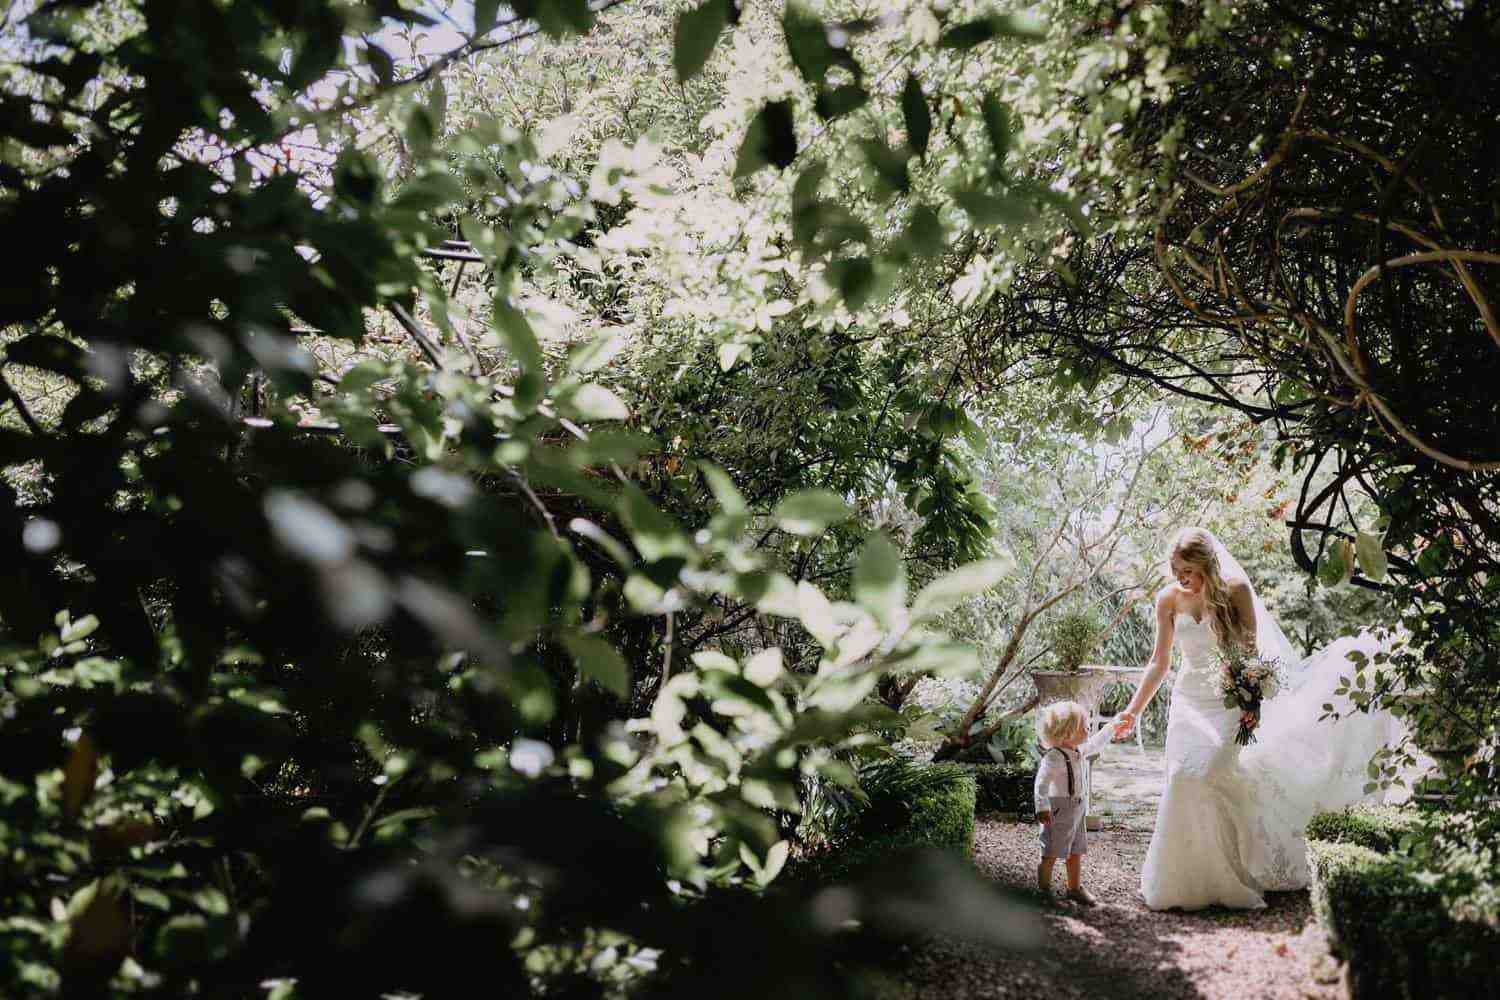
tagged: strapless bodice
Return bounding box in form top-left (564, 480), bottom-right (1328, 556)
top-left (1174, 612), bottom-right (1220, 680)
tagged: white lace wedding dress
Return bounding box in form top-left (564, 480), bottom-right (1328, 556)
top-left (1140, 612), bottom-right (1405, 910)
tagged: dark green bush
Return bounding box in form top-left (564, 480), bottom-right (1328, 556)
top-left (1305, 803), bottom-right (1427, 853)
top-left (1307, 838), bottom-right (1500, 999)
top-left (795, 762), bottom-right (976, 883)
top-left (963, 763), bottom-right (1034, 817)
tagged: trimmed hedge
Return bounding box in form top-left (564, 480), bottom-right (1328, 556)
top-left (1307, 809), bottom-right (1500, 1000)
top-left (795, 762), bottom-right (976, 884)
top-left (1305, 803), bottom-right (1427, 853)
top-left (962, 763), bottom-right (1034, 817)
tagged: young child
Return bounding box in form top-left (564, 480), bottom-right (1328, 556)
top-left (1034, 700), bottom-right (1126, 906)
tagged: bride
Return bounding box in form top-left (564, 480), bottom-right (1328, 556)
top-left (1114, 526), bottom-right (1405, 911)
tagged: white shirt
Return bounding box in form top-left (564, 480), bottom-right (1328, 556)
top-left (1033, 723), bottom-right (1117, 814)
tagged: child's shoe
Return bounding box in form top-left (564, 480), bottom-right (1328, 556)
top-left (1064, 886), bottom-right (1098, 907)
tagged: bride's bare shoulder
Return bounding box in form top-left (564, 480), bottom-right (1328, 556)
top-left (1154, 585), bottom-right (1185, 614)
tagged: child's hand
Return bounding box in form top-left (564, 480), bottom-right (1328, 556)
top-left (1037, 810), bottom-right (1052, 825)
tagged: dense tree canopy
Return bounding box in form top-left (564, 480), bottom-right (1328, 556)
top-left (0, 0), bottom-right (1494, 995)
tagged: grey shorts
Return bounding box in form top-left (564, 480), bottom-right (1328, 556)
top-left (1038, 795), bottom-right (1088, 858)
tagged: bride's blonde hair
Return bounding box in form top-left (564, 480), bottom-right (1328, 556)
top-left (1169, 527), bottom-right (1250, 650)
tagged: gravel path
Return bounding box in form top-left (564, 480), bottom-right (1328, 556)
top-left (889, 819), bottom-right (1347, 1000)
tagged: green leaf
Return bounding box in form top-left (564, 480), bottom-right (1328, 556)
top-left (825, 256), bottom-right (876, 310)
top-left (717, 341), bottom-right (750, 371)
top-left (939, 13), bottom-right (1046, 49)
top-left (814, 84), bottom-right (869, 120)
top-left (619, 486), bottom-right (692, 561)
top-left (691, 649), bottom-right (739, 673)
top-left (743, 647), bottom-right (784, 686)
top-left (797, 580), bottom-right (840, 648)
top-left (954, 189), bottom-right (1035, 226)
top-left (860, 138), bottom-right (910, 198)
top-left (981, 93), bottom-right (1012, 165)
top-left (1355, 530), bottom-right (1388, 582)
top-left (911, 556), bottom-right (1014, 622)
top-left (699, 462), bottom-right (746, 516)
top-left (563, 635), bottom-right (630, 698)
top-left (493, 299), bottom-right (542, 371)
top-left (60, 614), bottom-right (99, 644)
top-left (567, 328), bottom-right (628, 373)
top-left (561, 383), bottom-right (630, 422)
top-left (568, 518), bottom-right (634, 568)
top-left (774, 489), bottom-right (851, 536)
top-left (853, 533), bottom-right (905, 627)
top-left (902, 204), bottom-right (946, 259)
top-left (783, 2), bottom-right (852, 85)
top-left (364, 43), bottom-right (395, 85)
top-left (512, 0), bottom-right (595, 37)
top-left (428, 76), bottom-right (448, 137)
top-left (1317, 543), bottom-right (1346, 588)
top-left (473, 0), bottom-right (503, 33)
top-left (674, 0), bottom-right (729, 83)
top-left (902, 75), bottom-right (931, 158)
top-left (735, 101), bottom-right (798, 178)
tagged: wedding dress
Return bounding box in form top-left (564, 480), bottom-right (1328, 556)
top-left (1140, 606), bottom-right (1406, 911)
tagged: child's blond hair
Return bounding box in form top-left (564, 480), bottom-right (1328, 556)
top-left (1036, 700), bottom-right (1089, 749)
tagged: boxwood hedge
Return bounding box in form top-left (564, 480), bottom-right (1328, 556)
top-left (1307, 806), bottom-right (1500, 999)
top-left (1305, 803), bottom-right (1427, 853)
top-left (962, 763), bottom-right (1034, 817)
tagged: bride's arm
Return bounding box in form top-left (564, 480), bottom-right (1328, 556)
top-left (1228, 578), bottom-right (1257, 650)
top-left (1116, 590), bottom-right (1175, 735)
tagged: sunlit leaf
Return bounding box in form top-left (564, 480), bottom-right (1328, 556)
top-left (798, 580), bottom-right (839, 648)
top-left (561, 383), bottom-right (630, 422)
top-left (774, 489), bottom-right (851, 536)
top-left (854, 533), bottom-right (905, 628)
top-left (699, 462), bottom-right (747, 516)
top-left (743, 647), bottom-right (784, 686)
top-left (911, 556), bottom-right (1014, 622)
top-left (1355, 531), bottom-right (1388, 582)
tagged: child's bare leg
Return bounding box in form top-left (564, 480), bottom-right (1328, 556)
top-left (1038, 857), bottom-right (1057, 891)
top-left (1063, 854), bottom-right (1097, 905)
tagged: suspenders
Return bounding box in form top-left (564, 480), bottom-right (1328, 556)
top-left (1038, 745), bottom-right (1076, 797)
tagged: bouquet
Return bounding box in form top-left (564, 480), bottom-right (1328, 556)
top-left (1218, 647), bottom-right (1283, 746)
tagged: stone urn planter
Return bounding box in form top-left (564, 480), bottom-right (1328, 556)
top-left (1031, 666), bottom-right (1117, 714)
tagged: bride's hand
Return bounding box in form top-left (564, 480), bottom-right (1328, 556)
top-left (1114, 711), bottom-right (1136, 739)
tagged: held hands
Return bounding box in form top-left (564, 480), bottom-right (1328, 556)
top-left (1037, 810), bottom-right (1052, 826)
top-left (1113, 711), bottom-right (1137, 740)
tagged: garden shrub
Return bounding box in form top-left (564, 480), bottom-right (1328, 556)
top-left (1304, 803), bottom-right (1427, 853)
top-left (963, 763), bottom-right (1035, 817)
top-left (795, 761), bottom-right (976, 884)
top-left (1307, 833), bottom-right (1500, 999)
